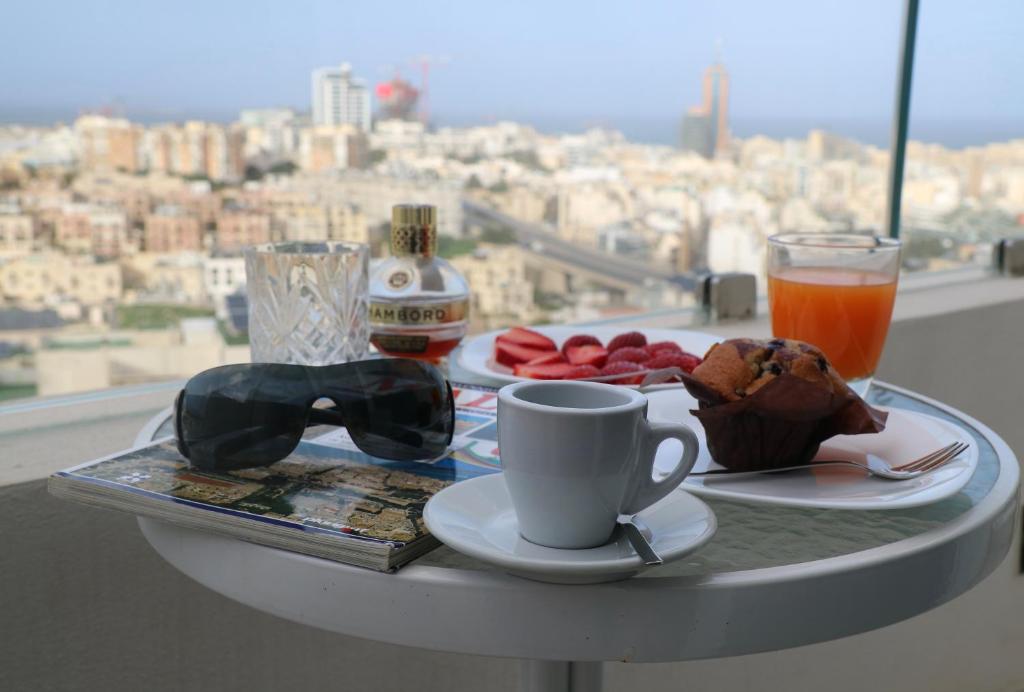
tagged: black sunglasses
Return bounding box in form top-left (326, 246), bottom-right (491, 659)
top-left (174, 359), bottom-right (455, 472)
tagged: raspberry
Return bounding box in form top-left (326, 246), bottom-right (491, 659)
top-left (560, 334), bottom-right (602, 355)
top-left (607, 347), bottom-right (650, 364)
top-left (647, 352), bottom-right (702, 374)
top-left (564, 364), bottom-right (601, 379)
top-left (607, 331), bottom-right (647, 352)
top-left (599, 360), bottom-right (644, 384)
top-left (644, 341), bottom-right (682, 356)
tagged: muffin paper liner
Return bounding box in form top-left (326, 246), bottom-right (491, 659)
top-left (680, 373), bottom-right (888, 472)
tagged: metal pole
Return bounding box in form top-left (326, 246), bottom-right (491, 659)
top-left (570, 662), bottom-right (604, 691)
top-left (517, 661), bottom-right (605, 692)
top-left (519, 660), bottom-right (570, 692)
top-left (885, 0), bottom-right (921, 239)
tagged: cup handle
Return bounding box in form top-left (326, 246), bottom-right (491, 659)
top-left (620, 420), bottom-right (700, 516)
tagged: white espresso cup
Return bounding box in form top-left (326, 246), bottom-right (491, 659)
top-left (497, 380), bottom-right (699, 549)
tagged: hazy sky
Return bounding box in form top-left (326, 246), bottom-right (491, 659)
top-left (3, 0), bottom-right (1021, 144)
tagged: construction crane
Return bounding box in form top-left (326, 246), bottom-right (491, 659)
top-left (409, 55), bottom-right (450, 126)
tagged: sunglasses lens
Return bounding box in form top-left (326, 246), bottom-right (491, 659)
top-left (327, 359), bottom-right (454, 461)
top-left (177, 364), bottom-right (315, 470)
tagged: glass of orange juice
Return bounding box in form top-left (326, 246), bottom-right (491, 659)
top-left (767, 234), bottom-right (901, 397)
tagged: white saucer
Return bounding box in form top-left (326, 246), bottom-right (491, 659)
top-left (423, 474), bottom-right (717, 584)
top-left (646, 389), bottom-right (979, 510)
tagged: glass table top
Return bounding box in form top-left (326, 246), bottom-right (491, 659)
top-left (148, 369), bottom-right (1001, 577)
top-left (421, 371), bottom-right (1000, 577)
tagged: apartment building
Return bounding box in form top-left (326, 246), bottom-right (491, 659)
top-left (325, 173), bottom-right (464, 237)
top-left (140, 122), bottom-right (245, 182)
top-left (273, 202), bottom-right (368, 244)
top-left (122, 252), bottom-right (206, 305)
top-left (53, 204), bottom-right (129, 258)
top-left (449, 244), bottom-right (538, 330)
top-left (0, 212), bottom-right (34, 255)
top-left (213, 212), bottom-right (271, 252)
top-left (0, 253), bottom-right (122, 307)
top-left (298, 125), bottom-right (368, 173)
top-left (143, 207), bottom-right (203, 253)
top-left (74, 115), bottom-right (143, 173)
top-left (202, 255), bottom-right (247, 318)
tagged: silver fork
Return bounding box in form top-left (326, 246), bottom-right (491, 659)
top-left (690, 441), bottom-right (969, 481)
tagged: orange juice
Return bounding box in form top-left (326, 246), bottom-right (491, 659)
top-left (767, 267), bottom-right (897, 381)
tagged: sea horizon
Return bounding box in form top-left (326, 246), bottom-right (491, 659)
top-left (1, 105), bottom-right (1020, 151)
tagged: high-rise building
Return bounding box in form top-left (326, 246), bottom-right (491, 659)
top-left (140, 122), bottom-right (244, 181)
top-left (239, 108), bottom-right (300, 161)
top-left (311, 63), bottom-right (371, 132)
top-left (375, 77), bottom-right (420, 121)
top-left (680, 109), bottom-right (713, 159)
top-left (680, 62), bottom-right (730, 158)
top-left (204, 124), bottom-right (246, 182)
top-left (703, 63), bottom-right (730, 155)
top-left (75, 115), bottom-right (143, 173)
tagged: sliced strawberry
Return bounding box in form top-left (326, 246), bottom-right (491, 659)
top-left (647, 352), bottom-right (702, 374)
top-left (526, 351), bottom-right (567, 366)
top-left (607, 331), bottom-right (647, 352)
top-left (566, 344), bottom-right (609, 368)
top-left (607, 346), bottom-right (650, 364)
top-left (514, 362), bottom-right (574, 380)
top-left (564, 364), bottom-right (601, 379)
top-left (644, 341), bottom-right (682, 356)
top-left (599, 360), bottom-right (644, 384)
top-left (560, 334), bottom-right (602, 355)
top-left (494, 341), bottom-right (556, 367)
top-left (496, 327), bottom-right (557, 352)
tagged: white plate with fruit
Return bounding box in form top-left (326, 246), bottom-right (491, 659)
top-left (457, 325), bottom-right (720, 385)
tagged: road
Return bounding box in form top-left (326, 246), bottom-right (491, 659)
top-left (462, 200), bottom-right (695, 290)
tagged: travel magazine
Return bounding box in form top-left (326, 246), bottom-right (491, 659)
top-left (48, 383), bottom-right (502, 572)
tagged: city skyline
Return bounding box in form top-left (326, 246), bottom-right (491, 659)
top-left (2, 1), bottom-right (1022, 149)
top-left (3, 81), bottom-right (1022, 400)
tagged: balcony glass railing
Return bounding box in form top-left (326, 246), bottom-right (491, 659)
top-left (1, 1), bottom-right (1020, 402)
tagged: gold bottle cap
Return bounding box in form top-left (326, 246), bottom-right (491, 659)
top-left (391, 204), bottom-right (437, 256)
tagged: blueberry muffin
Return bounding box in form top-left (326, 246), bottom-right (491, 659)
top-left (692, 338), bottom-right (845, 401)
top-left (681, 337), bottom-right (886, 471)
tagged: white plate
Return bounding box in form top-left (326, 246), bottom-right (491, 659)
top-left (645, 389), bottom-right (979, 510)
top-left (457, 325), bottom-right (721, 385)
top-left (423, 474), bottom-right (717, 584)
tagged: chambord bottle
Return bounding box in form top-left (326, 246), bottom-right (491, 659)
top-left (369, 204), bottom-right (470, 364)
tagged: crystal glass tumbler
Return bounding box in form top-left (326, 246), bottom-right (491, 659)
top-left (245, 241), bottom-right (369, 365)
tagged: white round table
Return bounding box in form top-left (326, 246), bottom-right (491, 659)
top-left (136, 381), bottom-right (1019, 692)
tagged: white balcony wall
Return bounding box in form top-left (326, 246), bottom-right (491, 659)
top-left (1, 277), bottom-right (1023, 692)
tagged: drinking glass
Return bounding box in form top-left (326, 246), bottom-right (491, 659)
top-left (767, 233), bottom-right (901, 397)
top-left (245, 241), bottom-right (369, 365)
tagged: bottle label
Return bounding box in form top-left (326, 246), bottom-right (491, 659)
top-left (371, 333), bottom-right (430, 354)
top-left (387, 269), bottom-right (412, 289)
top-left (369, 299), bottom-right (469, 326)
